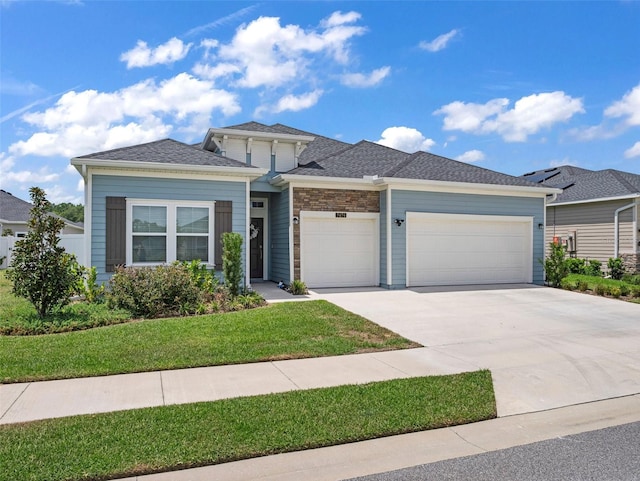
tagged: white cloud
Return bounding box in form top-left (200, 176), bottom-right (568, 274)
top-left (120, 37), bottom-right (193, 69)
top-left (44, 183), bottom-right (83, 205)
top-left (376, 126), bottom-right (436, 153)
top-left (341, 66), bottom-right (390, 88)
top-left (203, 12), bottom-right (366, 89)
top-left (419, 29), bottom-right (460, 52)
top-left (435, 92), bottom-right (584, 142)
top-left (605, 83), bottom-right (640, 126)
top-left (9, 73), bottom-right (239, 158)
top-left (273, 90), bottom-right (323, 113)
top-left (456, 150), bottom-right (485, 163)
top-left (624, 141), bottom-right (640, 159)
top-left (3, 166), bottom-right (59, 184)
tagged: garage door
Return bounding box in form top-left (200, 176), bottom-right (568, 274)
top-left (407, 212), bottom-right (532, 286)
top-left (300, 211), bottom-right (379, 288)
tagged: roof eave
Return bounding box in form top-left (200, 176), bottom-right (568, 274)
top-left (71, 157), bottom-right (268, 179)
top-left (270, 174), bottom-right (381, 187)
top-left (550, 193), bottom-right (640, 206)
top-left (378, 177), bottom-right (562, 195)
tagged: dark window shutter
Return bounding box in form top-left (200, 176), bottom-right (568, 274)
top-left (214, 200), bottom-right (232, 269)
top-left (105, 197), bottom-right (126, 272)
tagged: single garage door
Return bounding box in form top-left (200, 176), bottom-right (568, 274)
top-left (407, 212), bottom-right (532, 286)
top-left (300, 211), bottom-right (379, 288)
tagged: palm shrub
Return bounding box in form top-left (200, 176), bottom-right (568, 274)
top-left (289, 279), bottom-right (309, 295)
top-left (6, 187), bottom-right (84, 318)
top-left (222, 232), bottom-right (244, 297)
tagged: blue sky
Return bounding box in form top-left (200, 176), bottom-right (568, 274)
top-left (1, 1), bottom-right (639, 204)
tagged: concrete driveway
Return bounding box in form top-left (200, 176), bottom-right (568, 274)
top-left (315, 285), bottom-right (640, 417)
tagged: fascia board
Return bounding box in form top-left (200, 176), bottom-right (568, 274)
top-left (71, 158), bottom-right (268, 179)
top-left (550, 194), bottom-right (640, 207)
top-left (206, 128), bottom-right (315, 143)
top-left (378, 177), bottom-right (560, 197)
top-left (270, 174), bottom-right (383, 190)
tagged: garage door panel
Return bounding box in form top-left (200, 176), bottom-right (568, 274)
top-left (301, 213), bottom-right (379, 288)
top-left (407, 213), bottom-right (532, 287)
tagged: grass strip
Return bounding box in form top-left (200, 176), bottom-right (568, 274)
top-left (0, 300), bottom-right (419, 383)
top-left (0, 371), bottom-right (495, 481)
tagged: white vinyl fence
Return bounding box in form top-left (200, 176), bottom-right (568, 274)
top-left (0, 235), bottom-right (85, 269)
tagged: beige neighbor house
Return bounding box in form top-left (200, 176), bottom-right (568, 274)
top-left (521, 166), bottom-right (640, 273)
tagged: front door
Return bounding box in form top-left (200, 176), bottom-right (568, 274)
top-left (250, 217), bottom-right (264, 279)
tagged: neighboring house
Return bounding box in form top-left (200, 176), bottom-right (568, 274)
top-left (521, 166), bottom-right (640, 273)
top-left (0, 189), bottom-right (84, 236)
top-left (71, 122), bottom-right (558, 288)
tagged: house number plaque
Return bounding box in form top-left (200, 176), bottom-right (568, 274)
top-left (335, 212), bottom-right (347, 218)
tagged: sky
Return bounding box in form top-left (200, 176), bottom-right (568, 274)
top-left (1, 1), bottom-right (639, 204)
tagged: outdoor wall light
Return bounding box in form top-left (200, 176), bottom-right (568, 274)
top-left (292, 216), bottom-right (299, 225)
top-left (538, 223), bottom-right (544, 230)
top-left (394, 218), bottom-right (405, 227)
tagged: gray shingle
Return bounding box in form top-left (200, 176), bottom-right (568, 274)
top-left (75, 139), bottom-right (253, 168)
top-left (0, 189), bottom-right (32, 223)
top-left (521, 166), bottom-right (640, 203)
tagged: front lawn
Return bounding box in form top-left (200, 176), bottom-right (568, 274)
top-left (562, 274), bottom-right (640, 303)
top-left (0, 371), bottom-right (496, 481)
top-left (0, 300), bottom-right (420, 383)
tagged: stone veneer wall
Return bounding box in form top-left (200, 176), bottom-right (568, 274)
top-left (292, 187), bottom-right (380, 280)
top-left (621, 253), bottom-right (640, 274)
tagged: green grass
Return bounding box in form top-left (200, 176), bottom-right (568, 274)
top-left (562, 274), bottom-right (640, 303)
top-left (0, 272), bottom-right (130, 335)
top-left (0, 371), bottom-right (495, 481)
top-left (0, 300), bottom-right (419, 383)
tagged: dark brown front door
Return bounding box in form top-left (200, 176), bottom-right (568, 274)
top-left (250, 217), bottom-right (264, 278)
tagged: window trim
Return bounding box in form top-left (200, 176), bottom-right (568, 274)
top-left (126, 198), bottom-right (216, 267)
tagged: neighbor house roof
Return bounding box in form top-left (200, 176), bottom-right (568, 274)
top-left (75, 138), bottom-right (253, 169)
top-left (0, 189), bottom-right (83, 229)
top-left (521, 166), bottom-right (640, 204)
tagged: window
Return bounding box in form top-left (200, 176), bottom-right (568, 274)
top-left (126, 199), bottom-right (214, 266)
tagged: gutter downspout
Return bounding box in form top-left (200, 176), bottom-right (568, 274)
top-left (614, 201), bottom-right (637, 258)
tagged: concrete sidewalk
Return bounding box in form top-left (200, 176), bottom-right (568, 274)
top-left (0, 347), bottom-right (470, 424)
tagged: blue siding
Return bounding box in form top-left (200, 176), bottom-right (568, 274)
top-left (269, 188), bottom-right (290, 282)
top-left (390, 190), bottom-right (546, 288)
top-left (91, 174), bottom-right (247, 284)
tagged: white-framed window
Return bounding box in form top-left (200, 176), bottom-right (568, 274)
top-left (126, 199), bottom-right (215, 266)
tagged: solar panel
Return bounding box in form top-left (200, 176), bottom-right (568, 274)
top-left (523, 169), bottom-right (560, 183)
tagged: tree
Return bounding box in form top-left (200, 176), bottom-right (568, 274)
top-left (6, 187), bottom-right (83, 318)
top-left (49, 202), bottom-right (84, 223)
top-left (222, 232), bottom-right (244, 297)
top-left (542, 242), bottom-right (568, 288)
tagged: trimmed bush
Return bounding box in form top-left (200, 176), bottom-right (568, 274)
top-left (222, 232), bottom-right (244, 297)
top-left (607, 257), bottom-right (625, 280)
top-left (107, 264), bottom-right (202, 318)
top-left (542, 242), bottom-right (568, 287)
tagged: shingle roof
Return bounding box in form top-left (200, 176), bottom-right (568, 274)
top-left (521, 166), bottom-right (640, 203)
top-left (0, 189), bottom-right (83, 228)
top-left (387, 152), bottom-right (541, 187)
top-left (0, 189), bottom-right (32, 223)
top-left (75, 138), bottom-right (253, 168)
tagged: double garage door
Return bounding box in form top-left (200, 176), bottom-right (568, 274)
top-left (407, 212), bottom-right (533, 286)
top-left (299, 211), bottom-right (532, 288)
top-left (300, 211), bottom-right (379, 288)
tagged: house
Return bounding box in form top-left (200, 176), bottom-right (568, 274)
top-left (71, 122), bottom-right (558, 288)
top-left (0, 189), bottom-right (84, 237)
top-left (521, 166), bottom-right (640, 273)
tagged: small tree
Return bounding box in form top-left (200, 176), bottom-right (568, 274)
top-left (607, 257), bottom-right (625, 280)
top-left (6, 187), bottom-right (83, 317)
top-left (542, 242), bottom-right (568, 288)
top-left (222, 232), bottom-right (243, 297)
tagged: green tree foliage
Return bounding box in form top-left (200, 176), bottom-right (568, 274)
top-left (49, 202), bottom-right (84, 223)
top-left (6, 187), bottom-right (84, 317)
top-left (222, 232), bottom-right (244, 297)
top-left (542, 242), bottom-right (568, 287)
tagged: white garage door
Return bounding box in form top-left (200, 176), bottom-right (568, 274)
top-left (407, 212), bottom-right (532, 287)
top-left (300, 211), bottom-right (379, 288)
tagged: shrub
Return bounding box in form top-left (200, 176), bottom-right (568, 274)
top-left (594, 284), bottom-right (608, 296)
top-left (6, 187), bottom-right (84, 318)
top-left (607, 257), bottom-right (625, 280)
top-left (222, 232), bottom-right (244, 297)
top-left (584, 259), bottom-right (603, 277)
top-left (622, 274), bottom-right (640, 285)
top-left (107, 264), bottom-right (202, 318)
top-left (610, 286), bottom-right (622, 298)
top-left (289, 279), bottom-right (309, 295)
top-left (565, 257), bottom-right (586, 274)
top-left (631, 286), bottom-right (640, 298)
top-left (79, 266), bottom-right (105, 303)
top-left (183, 259), bottom-right (219, 294)
top-left (542, 242), bottom-right (568, 288)
top-left (577, 280), bottom-right (589, 292)
top-left (619, 284), bottom-right (630, 297)
top-left (560, 277), bottom-right (575, 290)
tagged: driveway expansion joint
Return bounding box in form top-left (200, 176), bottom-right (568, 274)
top-left (0, 382), bottom-right (30, 421)
top-left (270, 361), bottom-right (301, 389)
